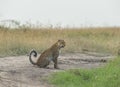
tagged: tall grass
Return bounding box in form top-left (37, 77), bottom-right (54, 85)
top-left (0, 27), bottom-right (120, 57)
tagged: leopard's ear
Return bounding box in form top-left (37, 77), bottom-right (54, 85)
top-left (58, 39), bottom-right (61, 42)
top-left (58, 39), bottom-right (64, 42)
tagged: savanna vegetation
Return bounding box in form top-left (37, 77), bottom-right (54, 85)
top-left (0, 27), bottom-right (120, 57)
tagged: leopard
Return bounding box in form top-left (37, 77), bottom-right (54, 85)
top-left (29, 39), bottom-right (65, 69)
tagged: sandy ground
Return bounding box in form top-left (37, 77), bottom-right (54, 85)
top-left (0, 52), bottom-right (113, 87)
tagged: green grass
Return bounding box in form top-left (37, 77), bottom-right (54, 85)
top-left (0, 27), bottom-right (120, 57)
top-left (49, 56), bottom-right (120, 87)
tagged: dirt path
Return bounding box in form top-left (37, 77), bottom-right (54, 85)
top-left (0, 52), bottom-right (113, 87)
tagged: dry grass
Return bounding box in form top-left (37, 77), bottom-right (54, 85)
top-left (0, 27), bottom-right (120, 57)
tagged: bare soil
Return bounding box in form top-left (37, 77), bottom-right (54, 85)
top-left (0, 52), bottom-right (113, 87)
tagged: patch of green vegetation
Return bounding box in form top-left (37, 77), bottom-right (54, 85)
top-left (49, 56), bottom-right (120, 87)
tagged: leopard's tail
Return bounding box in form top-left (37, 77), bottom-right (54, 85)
top-left (29, 49), bottom-right (38, 65)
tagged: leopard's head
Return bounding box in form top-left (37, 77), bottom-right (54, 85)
top-left (57, 39), bottom-right (66, 48)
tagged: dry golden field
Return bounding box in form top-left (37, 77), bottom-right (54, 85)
top-left (0, 27), bottom-right (120, 56)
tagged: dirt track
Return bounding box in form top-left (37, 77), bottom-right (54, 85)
top-left (0, 52), bottom-right (113, 87)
